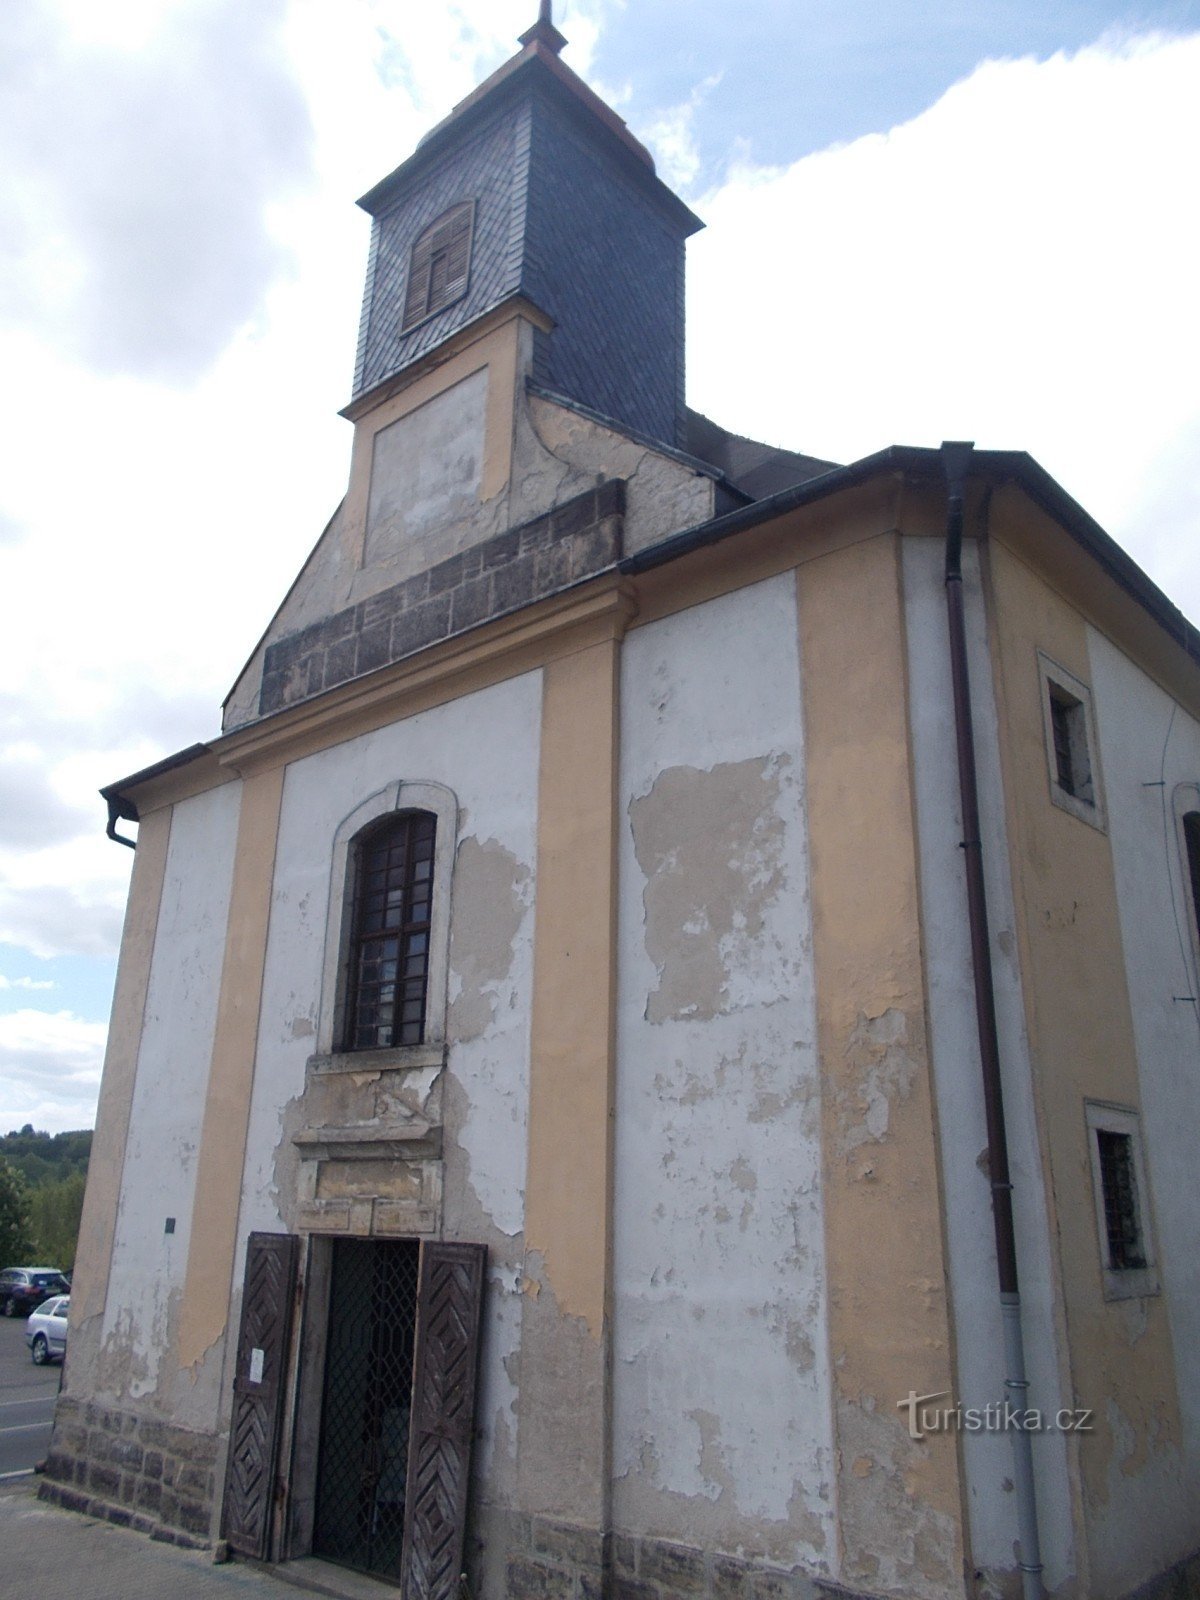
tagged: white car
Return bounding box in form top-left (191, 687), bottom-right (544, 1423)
top-left (25, 1294), bottom-right (69, 1365)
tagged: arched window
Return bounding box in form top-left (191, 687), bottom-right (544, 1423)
top-left (402, 201), bottom-right (474, 332)
top-left (345, 811), bottom-right (437, 1050)
top-left (315, 781), bottom-right (457, 1063)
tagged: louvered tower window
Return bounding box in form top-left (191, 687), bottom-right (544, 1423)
top-left (402, 201), bottom-right (474, 331)
top-left (346, 812), bottom-right (437, 1049)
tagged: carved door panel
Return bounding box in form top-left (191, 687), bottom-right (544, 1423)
top-left (402, 1241), bottom-right (486, 1600)
top-left (221, 1232), bottom-right (299, 1560)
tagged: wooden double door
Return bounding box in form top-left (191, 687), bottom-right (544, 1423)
top-left (221, 1233), bottom-right (485, 1599)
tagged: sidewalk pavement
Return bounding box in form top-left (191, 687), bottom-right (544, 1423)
top-left (0, 1474), bottom-right (394, 1600)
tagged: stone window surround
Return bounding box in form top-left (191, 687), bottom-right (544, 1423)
top-left (1084, 1098), bottom-right (1160, 1302)
top-left (1037, 650), bottom-right (1106, 831)
top-left (315, 779), bottom-right (458, 1061)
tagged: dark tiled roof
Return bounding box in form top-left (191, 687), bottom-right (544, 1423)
top-left (523, 92), bottom-right (689, 446)
top-left (684, 409), bottom-right (838, 501)
top-left (354, 102), bottom-right (528, 397)
top-left (350, 52), bottom-right (700, 451)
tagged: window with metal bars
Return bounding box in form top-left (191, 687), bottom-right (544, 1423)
top-left (1048, 682), bottom-right (1092, 803)
top-left (1038, 653), bottom-right (1104, 829)
top-left (401, 201), bottom-right (474, 332)
top-left (1095, 1128), bottom-right (1146, 1271)
top-left (345, 812), bottom-right (437, 1050)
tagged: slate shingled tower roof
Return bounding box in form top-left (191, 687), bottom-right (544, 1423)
top-left (351, 13), bottom-right (703, 448)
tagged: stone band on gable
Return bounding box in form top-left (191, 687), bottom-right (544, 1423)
top-left (259, 479), bottom-right (625, 717)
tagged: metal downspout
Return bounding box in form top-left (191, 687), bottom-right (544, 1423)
top-left (105, 795), bottom-right (137, 849)
top-left (941, 440), bottom-right (1045, 1600)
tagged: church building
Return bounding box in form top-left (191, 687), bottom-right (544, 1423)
top-left (44, 11), bottom-right (1200, 1600)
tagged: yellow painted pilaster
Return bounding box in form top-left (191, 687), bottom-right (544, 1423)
top-left (519, 632), bottom-right (623, 1527)
top-left (177, 765), bottom-right (285, 1369)
top-left (797, 534), bottom-right (967, 1596)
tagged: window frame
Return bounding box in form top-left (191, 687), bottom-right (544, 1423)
top-left (314, 781), bottom-right (458, 1068)
top-left (344, 810), bottom-right (438, 1051)
top-left (1037, 652), bottom-right (1106, 830)
top-left (1084, 1099), bottom-right (1159, 1301)
top-left (1171, 785), bottom-right (1200, 996)
top-left (401, 200), bottom-right (475, 334)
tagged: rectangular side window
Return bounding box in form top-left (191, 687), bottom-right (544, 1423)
top-left (1095, 1129), bottom-right (1146, 1269)
top-left (1085, 1101), bottom-right (1158, 1299)
top-left (1038, 653), bottom-right (1105, 829)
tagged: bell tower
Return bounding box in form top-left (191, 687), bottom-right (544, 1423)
top-left (351, 5), bottom-right (702, 448)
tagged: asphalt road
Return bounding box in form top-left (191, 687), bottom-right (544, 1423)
top-left (0, 1311), bottom-right (61, 1477)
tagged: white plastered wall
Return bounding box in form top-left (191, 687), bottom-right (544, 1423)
top-left (614, 574), bottom-right (833, 1565)
top-left (102, 779), bottom-right (242, 1413)
top-left (236, 669), bottom-right (542, 1487)
top-left (902, 536), bottom-right (1076, 1587)
top-left (1084, 625), bottom-right (1200, 1566)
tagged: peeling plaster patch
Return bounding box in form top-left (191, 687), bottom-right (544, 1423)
top-left (835, 1397), bottom-right (958, 1593)
top-left (516, 1252), bottom-right (610, 1522)
top-left (528, 392), bottom-right (714, 553)
top-left (1118, 1295), bottom-right (1150, 1346)
top-left (836, 1007), bottom-right (920, 1155)
top-left (630, 757), bottom-right (790, 1023)
top-left (92, 1305), bottom-right (153, 1403)
top-left (438, 1075), bottom-right (526, 1502)
top-left (616, 1400), bottom-right (830, 1568)
top-left (446, 990), bottom-right (532, 1241)
top-left (448, 836), bottom-right (532, 1044)
top-left (442, 1066), bottom-right (528, 1244)
top-left (728, 1156), bottom-right (757, 1192)
top-left (786, 1480), bottom-right (827, 1555)
top-left (688, 1408), bottom-right (734, 1503)
top-left (1106, 1397), bottom-right (1145, 1483)
top-left (785, 1321), bottom-right (816, 1372)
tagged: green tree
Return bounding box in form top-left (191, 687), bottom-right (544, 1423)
top-left (0, 1157), bottom-right (34, 1265)
top-left (29, 1173), bottom-right (86, 1272)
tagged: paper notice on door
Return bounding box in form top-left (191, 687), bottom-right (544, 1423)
top-left (249, 1347), bottom-right (265, 1384)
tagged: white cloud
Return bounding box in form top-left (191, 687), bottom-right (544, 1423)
top-left (686, 30), bottom-right (1200, 619)
top-left (639, 73), bottom-right (723, 191)
top-left (0, 975), bottom-right (56, 992)
top-left (0, 0), bottom-right (313, 383)
top-left (0, 1007), bottom-right (106, 1134)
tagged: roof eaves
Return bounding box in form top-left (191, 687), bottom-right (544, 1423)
top-left (622, 443), bottom-right (1200, 670)
top-left (979, 450), bottom-right (1200, 667)
top-left (619, 446), bottom-right (918, 575)
top-left (101, 743), bottom-right (212, 817)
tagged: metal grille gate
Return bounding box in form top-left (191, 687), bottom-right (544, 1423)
top-left (313, 1239), bottom-right (420, 1581)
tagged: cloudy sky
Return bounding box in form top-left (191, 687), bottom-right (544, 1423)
top-left (1, 0), bottom-right (1198, 1134)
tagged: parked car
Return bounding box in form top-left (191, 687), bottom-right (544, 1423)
top-left (25, 1295), bottom-right (69, 1365)
top-left (0, 1267), bottom-right (70, 1318)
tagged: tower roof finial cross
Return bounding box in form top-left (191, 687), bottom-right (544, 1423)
top-left (519, 0), bottom-right (567, 54)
